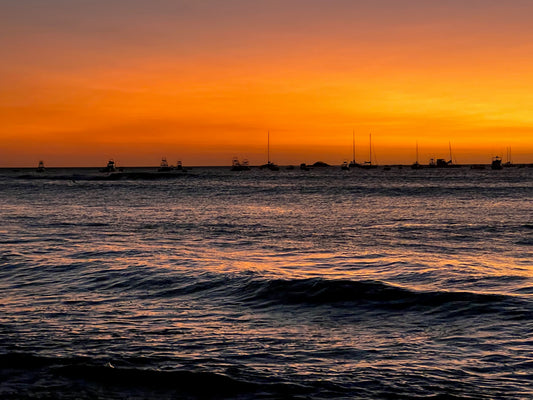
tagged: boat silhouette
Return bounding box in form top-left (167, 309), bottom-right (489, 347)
top-left (36, 160), bottom-right (45, 173)
top-left (259, 131), bottom-right (279, 171)
top-left (100, 159), bottom-right (117, 173)
top-left (231, 157), bottom-right (250, 171)
top-left (356, 133), bottom-right (377, 169)
top-left (411, 142), bottom-right (423, 169)
top-left (158, 157), bottom-right (173, 172)
top-left (491, 156), bottom-right (503, 170)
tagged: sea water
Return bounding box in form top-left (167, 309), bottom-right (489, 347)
top-left (0, 166), bottom-right (532, 399)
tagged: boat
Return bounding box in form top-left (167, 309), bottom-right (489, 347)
top-left (341, 161), bottom-right (350, 170)
top-left (503, 147), bottom-right (515, 167)
top-left (491, 156), bottom-right (503, 170)
top-left (348, 129), bottom-right (360, 168)
top-left (411, 142), bottom-right (423, 169)
top-left (158, 157), bottom-right (173, 172)
top-left (357, 133), bottom-right (377, 169)
top-left (231, 157), bottom-right (250, 171)
top-left (100, 159), bottom-right (117, 173)
top-left (259, 131), bottom-right (279, 171)
top-left (36, 160), bottom-right (45, 173)
top-left (300, 163), bottom-right (310, 171)
top-left (429, 143), bottom-right (459, 168)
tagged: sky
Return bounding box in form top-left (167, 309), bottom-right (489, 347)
top-left (1, 0), bottom-right (532, 166)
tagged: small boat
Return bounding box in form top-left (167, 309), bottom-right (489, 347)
top-left (411, 142), bottom-right (423, 169)
top-left (357, 133), bottom-right (377, 169)
top-left (300, 163), bottom-right (310, 171)
top-left (158, 157), bottom-right (173, 172)
top-left (491, 156), bottom-right (503, 170)
top-left (348, 130), bottom-right (360, 168)
top-left (231, 157), bottom-right (250, 171)
top-left (100, 159), bottom-right (117, 173)
top-left (341, 161), bottom-right (350, 170)
top-left (36, 160), bottom-right (45, 173)
top-left (259, 131), bottom-right (279, 171)
top-left (175, 160), bottom-right (187, 171)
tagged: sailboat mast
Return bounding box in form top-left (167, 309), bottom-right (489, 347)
top-left (416, 141), bottom-right (419, 163)
top-left (449, 141), bottom-right (452, 163)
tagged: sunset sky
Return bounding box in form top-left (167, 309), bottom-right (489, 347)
top-left (1, 0), bottom-right (532, 166)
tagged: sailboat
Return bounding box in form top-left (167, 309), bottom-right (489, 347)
top-left (504, 147), bottom-right (514, 167)
top-left (348, 129), bottom-right (359, 168)
top-left (260, 131), bottom-right (279, 171)
top-left (411, 142), bottom-right (423, 169)
top-left (359, 133), bottom-right (377, 169)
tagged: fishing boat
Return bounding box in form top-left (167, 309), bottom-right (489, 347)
top-left (100, 159), bottom-right (117, 173)
top-left (36, 160), bottom-right (45, 173)
top-left (158, 157), bottom-right (172, 172)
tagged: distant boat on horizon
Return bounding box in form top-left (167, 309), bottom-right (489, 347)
top-left (428, 142), bottom-right (460, 168)
top-left (100, 159), bottom-right (117, 173)
top-left (36, 160), bottom-right (45, 173)
top-left (357, 133), bottom-right (377, 169)
top-left (411, 142), bottom-right (423, 170)
top-left (348, 129), bottom-right (360, 168)
top-left (231, 157), bottom-right (250, 171)
top-left (491, 156), bottom-right (503, 170)
top-left (259, 131), bottom-right (279, 171)
top-left (158, 157), bottom-right (173, 172)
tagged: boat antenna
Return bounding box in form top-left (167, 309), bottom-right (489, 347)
top-left (416, 141), bottom-right (419, 163)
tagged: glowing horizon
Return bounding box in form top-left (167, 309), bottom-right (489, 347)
top-left (1, 0), bottom-right (532, 167)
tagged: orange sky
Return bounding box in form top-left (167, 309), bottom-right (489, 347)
top-left (1, 0), bottom-right (532, 166)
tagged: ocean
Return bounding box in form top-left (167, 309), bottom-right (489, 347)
top-left (1, 166), bottom-right (532, 399)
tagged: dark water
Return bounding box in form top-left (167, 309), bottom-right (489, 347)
top-left (1, 166), bottom-right (532, 399)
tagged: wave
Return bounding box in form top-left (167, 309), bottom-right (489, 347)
top-left (115, 272), bottom-right (532, 318)
top-left (236, 277), bottom-right (528, 313)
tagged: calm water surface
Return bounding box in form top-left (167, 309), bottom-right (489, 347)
top-left (0, 167), bottom-right (532, 399)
